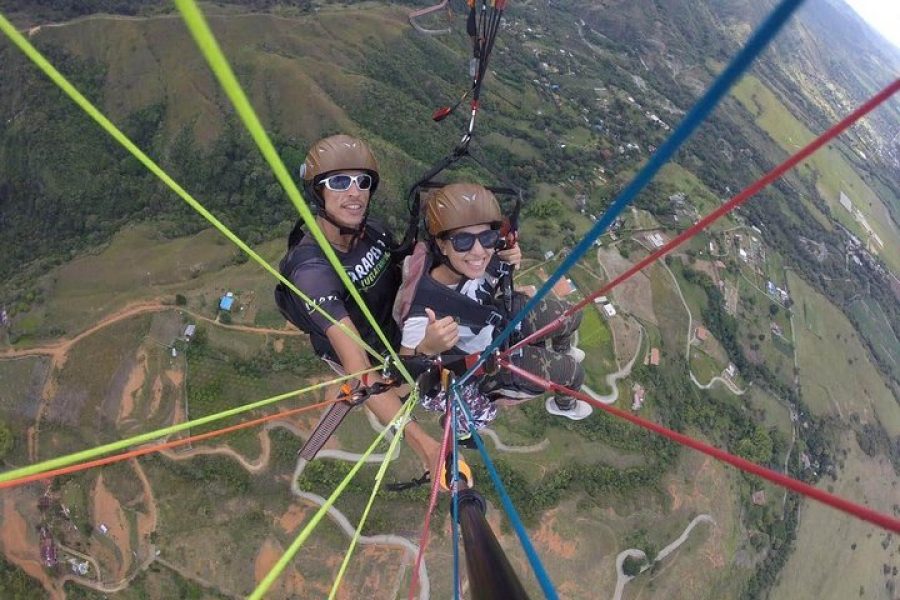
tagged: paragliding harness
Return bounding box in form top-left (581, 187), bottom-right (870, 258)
top-left (297, 374), bottom-right (397, 462)
top-left (297, 0), bottom-right (513, 469)
top-left (392, 237), bottom-right (515, 359)
top-left (296, 353), bottom-right (488, 463)
top-left (398, 178), bottom-right (521, 330)
top-left (273, 218), bottom-right (398, 359)
top-left (400, 0), bottom-right (518, 314)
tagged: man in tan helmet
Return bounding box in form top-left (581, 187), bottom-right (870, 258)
top-left (275, 134), bottom-right (449, 474)
top-left (395, 182), bottom-right (592, 428)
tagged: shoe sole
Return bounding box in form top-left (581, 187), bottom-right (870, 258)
top-left (544, 397), bottom-right (593, 421)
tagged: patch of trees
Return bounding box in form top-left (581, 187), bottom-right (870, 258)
top-left (0, 421), bottom-right (12, 462)
top-left (228, 342), bottom-right (319, 378)
top-left (472, 457), bottom-right (666, 527)
top-left (156, 454), bottom-right (253, 495)
top-left (296, 459), bottom-right (429, 533)
top-left (741, 493), bottom-right (800, 600)
top-left (0, 45), bottom-right (310, 309)
top-left (0, 556), bottom-right (44, 599)
top-left (851, 417), bottom-right (900, 475)
top-left (622, 555), bottom-right (646, 577)
top-left (63, 581), bottom-right (109, 599)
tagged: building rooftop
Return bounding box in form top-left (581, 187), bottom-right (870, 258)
top-left (552, 278), bottom-right (575, 298)
top-left (632, 384), bottom-right (645, 410)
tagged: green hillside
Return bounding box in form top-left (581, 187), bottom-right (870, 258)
top-left (1, 1), bottom-right (899, 599)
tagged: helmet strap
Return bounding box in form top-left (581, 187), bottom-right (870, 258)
top-left (305, 182), bottom-right (370, 241)
top-left (429, 238), bottom-right (470, 284)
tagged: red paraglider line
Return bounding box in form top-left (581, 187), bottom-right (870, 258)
top-left (505, 78), bottom-right (900, 355)
top-left (501, 359), bottom-right (900, 534)
top-left (0, 398), bottom-right (340, 490)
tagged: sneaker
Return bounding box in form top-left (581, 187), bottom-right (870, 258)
top-left (545, 396), bottom-right (593, 420)
top-left (567, 346), bottom-right (586, 363)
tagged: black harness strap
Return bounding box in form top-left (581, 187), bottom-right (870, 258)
top-left (298, 400), bottom-right (355, 461)
top-left (298, 379), bottom-right (396, 461)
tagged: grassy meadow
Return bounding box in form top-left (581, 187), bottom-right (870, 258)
top-left (789, 271), bottom-right (900, 436)
top-left (731, 75), bottom-right (900, 274)
top-left (771, 435), bottom-right (898, 600)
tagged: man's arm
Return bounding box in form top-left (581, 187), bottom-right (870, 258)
top-left (324, 317), bottom-right (442, 471)
top-left (326, 317), bottom-right (375, 380)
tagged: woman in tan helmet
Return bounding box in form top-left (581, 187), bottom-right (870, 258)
top-left (395, 182), bottom-right (592, 433)
top-left (275, 134), bottom-right (450, 476)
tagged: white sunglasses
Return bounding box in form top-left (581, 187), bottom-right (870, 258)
top-left (319, 173), bottom-right (374, 192)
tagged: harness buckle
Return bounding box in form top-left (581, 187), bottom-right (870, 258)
top-left (486, 311), bottom-right (505, 328)
top-left (388, 414), bottom-right (414, 436)
top-left (338, 379), bottom-right (396, 407)
top-left (381, 355), bottom-right (401, 382)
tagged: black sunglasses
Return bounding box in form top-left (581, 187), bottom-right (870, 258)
top-left (443, 229), bottom-right (501, 253)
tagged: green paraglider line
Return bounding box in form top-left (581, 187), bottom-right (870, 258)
top-left (173, 0), bottom-right (415, 388)
top-left (0, 369), bottom-right (376, 486)
top-left (0, 11), bottom-right (385, 365)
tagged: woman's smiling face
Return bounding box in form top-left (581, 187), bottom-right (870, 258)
top-left (437, 223), bottom-right (497, 280)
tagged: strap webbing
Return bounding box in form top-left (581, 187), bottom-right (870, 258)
top-left (298, 401), bottom-right (354, 461)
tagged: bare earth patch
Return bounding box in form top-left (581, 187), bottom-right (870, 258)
top-left (277, 504), bottom-right (309, 535)
top-left (91, 474), bottom-right (133, 581)
top-left (692, 258), bottom-right (720, 282)
top-left (148, 367), bottom-right (183, 420)
top-left (148, 375), bottom-right (165, 418)
top-left (117, 348), bottom-right (148, 423)
top-left (533, 507), bottom-right (577, 559)
top-left (273, 338), bottom-right (285, 353)
top-left (610, 316), bottom-right (642, 368)
top-left (254, 537), bottom-right (308, 596)
top-left (651, 453), bottom-right (731, 594)
top-left (0, 496), bottom-right (63, 598)
top-left (131, 460), bottom-right (158, 557)
top-left (597, 247), bottom-right (658, 324)
top-left (668, 481), bottom-right (683, 512)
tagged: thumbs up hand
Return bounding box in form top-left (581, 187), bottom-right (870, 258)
top-left (417, 308), bottom-right (460, 355)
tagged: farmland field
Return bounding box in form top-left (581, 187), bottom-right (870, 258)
top-left (731, 75), bottom-right (900, 275)
top-left (772, 435), bottom-right (898, 600)
top-left (789, 272), bottom-right (900, 436)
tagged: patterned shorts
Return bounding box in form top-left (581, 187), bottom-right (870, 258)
top-left (419, 383), bottom-right (497, 435)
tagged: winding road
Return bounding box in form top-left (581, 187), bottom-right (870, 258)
top-left (625, 240), bottom-right (746, 396)
top-left (580, 326), bottom-right (645, 405)
top-left (612, 514), bottom-right (716, 600)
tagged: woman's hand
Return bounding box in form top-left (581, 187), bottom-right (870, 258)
top-left (417, 308), bottom-right (459, 355)
top-left (497, 241), bottom-right (522, 268)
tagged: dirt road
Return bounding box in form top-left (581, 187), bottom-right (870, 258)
top-left (613, 514), bottom-right (715, 600)
top-left (0, 300), bottom-right (299, 460)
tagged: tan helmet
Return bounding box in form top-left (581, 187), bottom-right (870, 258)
top-left (301, 134), bottom-right (379, 189)
top-left (424, 183), bottom-right (502, 236)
